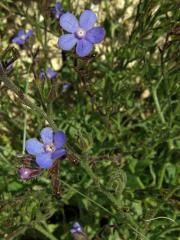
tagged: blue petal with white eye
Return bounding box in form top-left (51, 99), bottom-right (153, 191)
top-left (86, 27), bottom-right (105, 43)
top-left (58, 34), bottom-right (78, 51)
top-left (25, 138), bottom-right (44, 155)
top-left (52, 149), bottom-right (66, 159)
top-left (54, 131), bottom-right (67, 149)
top-left (76, 39), bottom-right (93, 57)
top-left (36, 152), bottom-right (53, 169)
top-left (40, 127), bottom-right (53, 144)
top-left (60, 12), bottom-right (79, 33)
top-left (79, 10), bottom-right (97, 31)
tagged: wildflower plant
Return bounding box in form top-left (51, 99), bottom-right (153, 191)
top-left (0, 0), bottom-right (179, 240)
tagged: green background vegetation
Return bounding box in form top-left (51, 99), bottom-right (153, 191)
top-left (0, 0), bottom-right (179, 239)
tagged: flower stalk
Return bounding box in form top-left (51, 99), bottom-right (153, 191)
top-left (0, 63), bottom-right (57, 131)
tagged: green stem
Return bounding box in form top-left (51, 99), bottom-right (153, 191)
top-left (159, 226), bottom-right (180, 238)
top-left (143, 186), bottom-right (180, 234)
top-left (61, 180), bottom-right (114, 217)
top-left (127, 223), bottom-right (148, 240)
top-left (80, 157), bottom-right (99, 182)
top-left (152, 84), bottom-right (174, 150)
top-left (34, 224), bottom-right (58, 240)
top-left (5, 227), bottom-right (27, 240)
top-left (0, 63), bottom-right (143, 238)
top-left (152, 87), bottom-right (166, 124)
top-left (149, 163), bottom-right (156, 187)
top-left (61, 180), bottom-right (144, 238)
top-left (22, 64), bottom-right (31, 153)
top-left (136, 176), bottom-right (145, 189)
top-left (145, 216), bottom-right (175, 222)
top-left (0, 63), bottom-right (57, 131)
top-left (157, 163), bottom-right (169, 189)
top-left (22, 100), bottom-right (28, 153)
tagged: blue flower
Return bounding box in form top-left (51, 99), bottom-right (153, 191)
top-left (70, 222), bottom-right (89, 239)
top-left (40, 68), bottom-right (57, 80)
top-left (12, 29), bottom-right (33, 45)
top-left (62, 82), bottom-right (72, 92)
top-left (25, 127), bottom-right (67, 169)
top-left (58, 10), bottom-right (105, 57)
top-left (70, 222), bottom-right (83, 234)
top-left (52, 2), bottom-right (64, 19)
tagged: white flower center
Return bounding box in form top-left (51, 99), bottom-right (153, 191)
top-left (45, 144), bottom-right (55, 152)
top-left (20, 34), bottom-right (26, 41)
top-left (76, 28), bottom-right (86, 38)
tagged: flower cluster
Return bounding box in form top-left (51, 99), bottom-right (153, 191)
top-left (25, 127), bottom-right (67, 169)
top-left (58, 10), bottom-right (105, 57)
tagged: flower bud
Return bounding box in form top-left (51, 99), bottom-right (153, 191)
top-left (19, 167), bottom-right (32, 180)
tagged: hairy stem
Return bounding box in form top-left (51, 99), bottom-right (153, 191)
top-left (0, 63), bottom-right (57, 131)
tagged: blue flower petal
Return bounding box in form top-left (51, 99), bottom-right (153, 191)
top-left (12, 29), bottom-right (33, 45)
top-left (76, 39), bottom-right (93, 57)
top-left (36, 152), bottom-right (53, 169)
top-left (17, 29), bottom-right (25, 37)
top-left (79, 10), bottom-right (97, 31)
top-left (26, 30), bottom-right (33, 38)
top-left (12, 37), bottom-right (25, 45)
top-left (40, 127), bottom-right (53, 144)
top-left (46, 68), bottom-right (57, 79)
top-left (58, 34), bottom-right (78, 51)
top-left (25, 138), bottom-right (44, 155)
top-left (60, 12), bottom-right (79, 33)
top-left (55, 2), bottom-right (62, 10)
top-left (86, 27), bottom-right (105, 44)
top-left (52, 149), bottom-right (66, 159)
top-left (54, 131), bottom-right (67, 149)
